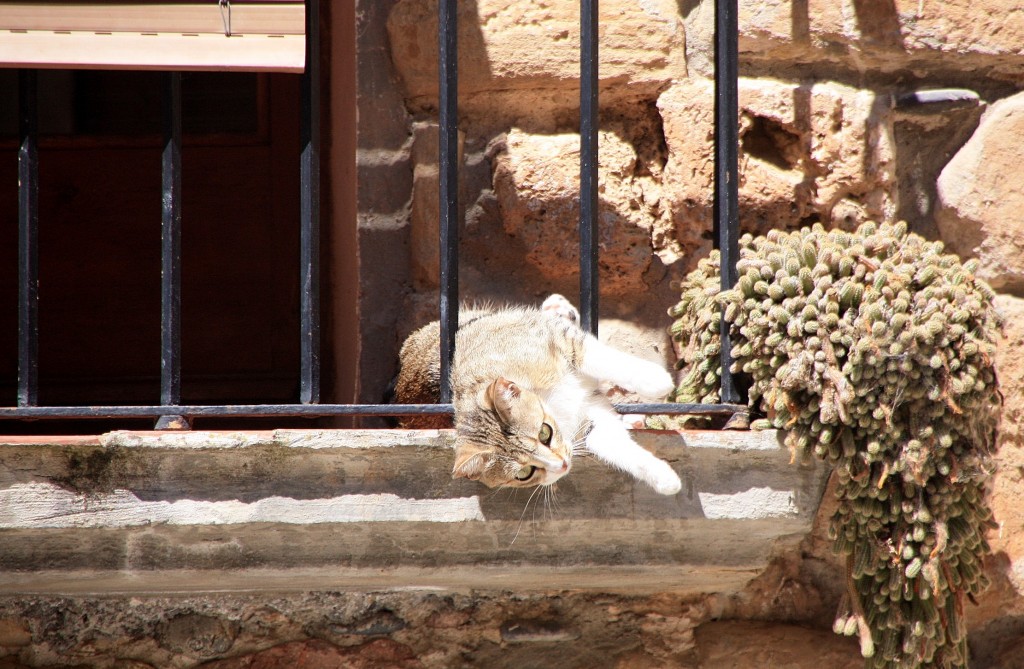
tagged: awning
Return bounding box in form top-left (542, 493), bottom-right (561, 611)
top-left (0, 1), bottom-right (306, 72)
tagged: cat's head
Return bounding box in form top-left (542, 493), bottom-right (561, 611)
top-left (452, 377), bottom-right (572, 488)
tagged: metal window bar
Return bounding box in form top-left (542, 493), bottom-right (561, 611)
top-left (157, 72), bottom-right (185, 431)
top-left (17, 69), bottom-right (39, 409)
top-left (714, 0), bottom-right (741, 406)
top-left (299, 0), bottom-right (322, 405)
top-left (437, 0), bottom-right (459, 406)
top-left (2, 0), bottom-right (743, 424)
top-left (578, 0), bottom-right (743, 417)
top-left (579, 0), bottom-right (599, 336)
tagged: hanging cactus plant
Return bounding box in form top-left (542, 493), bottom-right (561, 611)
top-left (669, 221), bottom-right (1002, 668)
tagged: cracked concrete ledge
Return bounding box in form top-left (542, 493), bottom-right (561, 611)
top-left (0, 428), bottom-right (828, 596)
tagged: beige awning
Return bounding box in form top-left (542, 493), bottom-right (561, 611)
top-left (0, 2), bottom-right (306, 72)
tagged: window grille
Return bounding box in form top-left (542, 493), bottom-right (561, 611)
top-left (2, 0), bottom-right (744, 427)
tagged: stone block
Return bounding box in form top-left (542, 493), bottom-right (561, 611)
top-left (0, 617), bottom-right (31, 647)
top-left (685, 0), bottom-right (810, 74)
top-left (695, 621), bottom-right (862, 668)
top-left (200, 639), bottom-right (422, 669)
top-left (936, 92), bottom-right (1024, 296)
top-left (987, 295), bottom-right (1024, 596)
top-left (683, 0), bottom-right (1024, 81)
top-left (809, 0), bottom-right (1024, 64)
top-left (409, 122), bottom-right (465, 290)
top-left (386, 0), bottom-right (684, 105)
top-left (657, 77), bottom-right (896, 259)
top-left (0, 429), bottom-right (827, 594)
top-left (489, 129), bottom-right (657, 294)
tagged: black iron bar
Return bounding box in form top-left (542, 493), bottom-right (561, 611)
top-left (0, 402), bottom-right (744, 420)
top-left (0, 404), bottom-right (454, 419)
top-left (579, 0), bottom-right (599, 336)
top-left (714, 0), bottom-right (741, 405)
top-left (300, 0), bottom-right (322, 404)
top-left (161, 72), bottom-right (183, 409)
top-left (438, 0), bottom-right (459, 403)
top-left (616, 403), bottom-right (746, 415)
top-left (17, 70), bottom-right (39, 408)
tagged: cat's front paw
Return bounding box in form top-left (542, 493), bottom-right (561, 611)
top-left (627, 363), bottom-right (675, 400)
top-left (541, 294), bottom-right (580, 325)
top-left (651, 462), bottom-right (682, 496)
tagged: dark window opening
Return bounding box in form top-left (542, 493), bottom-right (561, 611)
top-left (0, 71), bottom-right (303, 433)
top-left (0, 70), bottom-right (263, 141)
top-left (1, 0), bottom-right (740, 433)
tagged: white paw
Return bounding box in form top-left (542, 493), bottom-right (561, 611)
top-left (541, 294), bottom-right (580, 325)
top-left (621, 413), bottom-right (646, 429)
top-left (626, 363), bottom-right (675, 399)
top-left (652, 463), bottom-right (682, 496)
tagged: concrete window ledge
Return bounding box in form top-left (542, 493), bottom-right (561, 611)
top-left (0, 429), bottom-right (828, 598)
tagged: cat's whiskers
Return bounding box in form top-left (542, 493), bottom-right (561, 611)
top-left (484, 483), bottom-right (518, 504)
top-left (536, 484), bottom-right (555, 523)
top-left (570, 437), bottom-right (591, 458)
top-left (532, 483), bottom-right (559, 524)
top-left (542, 484), bottom-right (563, 521)
top-left (510, 483), bottom-right (545, 546)
top-left (567, 423), bottom-right (591, 459)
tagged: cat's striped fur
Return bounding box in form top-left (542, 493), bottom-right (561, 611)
top-left (393, 295), bottom-right (682, 495)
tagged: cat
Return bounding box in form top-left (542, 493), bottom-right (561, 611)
top-left (392, 294), bottom-right (682, 495)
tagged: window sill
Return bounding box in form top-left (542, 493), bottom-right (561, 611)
top-left (0, 428), bottom-right (828, 596)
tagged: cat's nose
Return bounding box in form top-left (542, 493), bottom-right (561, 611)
top-left (558, 458), bottom-right (569, 473)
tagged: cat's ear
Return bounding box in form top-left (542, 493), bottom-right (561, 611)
top-left (485, 377), bottom-right (520, 425)
top-left (452, 441), bottom-right (488, 481)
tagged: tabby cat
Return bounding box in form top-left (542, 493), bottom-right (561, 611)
top-left (393, 295), bottom-right (682, 495)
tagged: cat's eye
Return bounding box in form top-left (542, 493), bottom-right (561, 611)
top-left (538, 423), bottom-right (553, 446)
top-left (515, 465), bottom-right (537, 481)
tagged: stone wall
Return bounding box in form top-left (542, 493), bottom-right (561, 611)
top-left (0, 429), bottom-right (831, 668)
top-left (2, 1), bottom-right (1023, 668)
top-left (358, 0), bottom-right (1024, 402)
top-left (355, 0), bottom-right (1024, 665)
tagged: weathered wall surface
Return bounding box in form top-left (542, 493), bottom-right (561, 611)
top-left (2, 0), bottom-right (1023, 667)
top-left (350, 0), bottom-right (1024, 666)
top-left (361, 0), bottom-right (1023, 403)
top-left (0, 430), bottom-right (831, 668)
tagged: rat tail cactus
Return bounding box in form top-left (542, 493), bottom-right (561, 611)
top-left (670, 221), bottom-right (1002, 669)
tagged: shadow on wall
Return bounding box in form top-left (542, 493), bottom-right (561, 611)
top-left (892, 103), bottom-right (984, 240)
top-left (967, 552), bottom-right (1024, 667)
top-left (363, 0), bottom-right (985, 411)
top-left (356, 0), bottom-right (491, 408)
top-left (850, 0), bottom-right (903, 48)
top-left (385, 0), bottom-right (492, 105)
